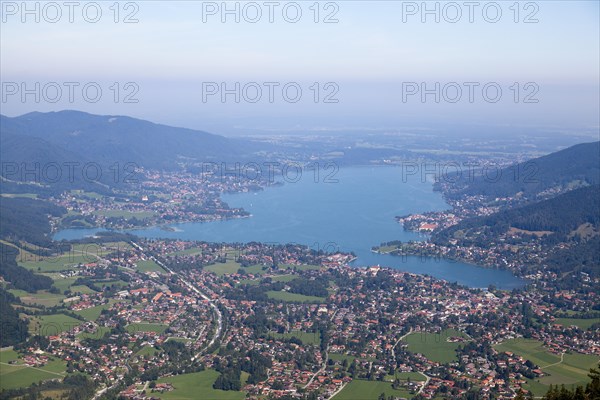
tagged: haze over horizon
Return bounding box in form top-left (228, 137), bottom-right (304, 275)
top-left (1, 2), bottom-right (600, 399)
top-left (1, 1), bottom-right (599, 135)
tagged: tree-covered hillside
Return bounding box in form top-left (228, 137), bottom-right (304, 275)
top-left (443, 141), bottom-right (600, 200)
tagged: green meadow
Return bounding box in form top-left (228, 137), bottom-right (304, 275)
top-left (269, 330), bottom-right (321, 346)
top-left (9, 289), bottom-right (65, 307)
top-left (74, 301), bottom-right (117, 321)
top-left (495, 338), bottom-right (599, 395)
top-left (126, 323), bottom-right (169, 334)
top-left (205, 261), bottom-right (242, 276)
top-left (270, 274), bottom-right (296, 282)
top-left (167, 247), bottom-right (204, 256)
top-left (555, 317), bottom-right (600, 330)
top-left (137, 259), bottom-right (165, 273)
top-left (156, 369), bottom-right (245, 400)
top-left (403, 329), bottom-right (469, 364)
top-left (386, 371), bottom-right (426, 382)
top-left (333, 379), bottom-right (413, 400)
top-left (20, 254), bottom-right (95, 272)
top-left (266, 290), bottom-right (325, 303)
top-left (0, 349), bottom-right (67, 390)
top-left (29, 314), bottom-right (82, 336)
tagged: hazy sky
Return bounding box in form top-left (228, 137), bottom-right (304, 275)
top-left (1, 1), bottom-right (599, 135)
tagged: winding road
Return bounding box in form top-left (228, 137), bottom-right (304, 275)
top-left (130, 241), bottom-right (223, 359)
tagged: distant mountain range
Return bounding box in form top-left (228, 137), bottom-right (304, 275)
top-left (0, 110), bottom-right (278, 195)
top-left (0, 110), bottom-right (259, 171)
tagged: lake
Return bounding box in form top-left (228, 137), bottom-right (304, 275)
top-left (54, 166), bottom-right (526, 289)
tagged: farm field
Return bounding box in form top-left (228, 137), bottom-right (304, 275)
top-left (69, 285), bottom-right (98, 295)
top-left (329, 353), bottom-right (356, 363)
top-left (44, 275), bottom-right (77, 293)
top-left (237, 272), bottom-right (296, 285)
top-left (329, 353), bottom-right (377, 363)
top-left (157, 369), bottom-right (245, 400)
top-left (555, 317), bottom-right (600, 330)
top-left (241, 264), bottom-right (268, 275)
top-left (266, 290), bottom-right (325, 303)
top-left (269, 330), bottom-right (321, 346)
top-left (0, 349), bottom-right (67, 390)
top-left (11, 273), bottom-right (96, 307)
top-left (495, 338), bottom-right (599, 395)
top-left (137, 259), bottom-right (165, 273)
top-left (9, 289), bottom-right (65, 307)
top-left (386, 372), bottom-right (427, 382)
top-left (333, 379), bottom-right (413, 400)
top-left (0, 193), bottom-right (38, 199)
top-left (126, 322), bottom-right (168, 334)
top-left (205, 261), bottom-right (242, 276)
top-left (74, 300), bottom-right (117, 321)
top-left (237, 278), bottom-right (260, 286)
top-left (270, 274), bottom-right (296, 282)
top-left (167, 247), bottom-right (204, 256)
top-left (70, 241), bottom-right (132, 259)
top-left (29, 313), bottom-right (83, 336)
top-left (403, 329), bottom-right (469, 364)
top-left (20, 254), bottom-right (94, 272)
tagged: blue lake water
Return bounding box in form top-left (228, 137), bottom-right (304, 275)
top-left (54, 166), bottom-right (526, 289)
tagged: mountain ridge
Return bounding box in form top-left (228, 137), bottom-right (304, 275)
top-left (442, 141), bottom-right (600, 200)
top-left (1, 110), bottom-right (251, 170)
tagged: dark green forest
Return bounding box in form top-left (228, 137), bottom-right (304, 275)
top-left (444, 141), bottom-right (600, 200)
top-left (433, 185), bottom-right (600, 277)
top-left (0, 288), bottom-right (29, 347)
top-left (0, 196), bottom-right (66, 247)
top-left (0, 243), bottom-right (54, 292)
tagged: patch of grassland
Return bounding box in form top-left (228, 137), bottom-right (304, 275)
top-left (137, 259), bottom-right (165, 273)
top-left (0, 349), bottom-right (67, 390)
top-left (403, 329), bottom-right (469, 364)
top-left (270, 274), bottom-right (296, 282)
top-left (126, 323), bottom-right (168, 334)
top-left (266, 290), bottom-right (325, 303)
top-left (333, 379), bottom-right (413, 400)
top-left (269, 330), bottom-right (321, 346)
top-left (167, 247), bottom-right (204, 256)
top-left (20, 254), bottom-right (95, 272)
top-left (157, 369), bottom-right (245, 400)
top-left (29, 314), bottom-right (82, 336)
top-left (495, 339), bottom-right (599, 391)
top-left (205, 261), bottom-right (242, 276)
top-left (74, 301), bottom-right (116, 321)
top-left (9, 289), bottom-right (65, 307)
top-left (555, 317), bottom-right (600, 330)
